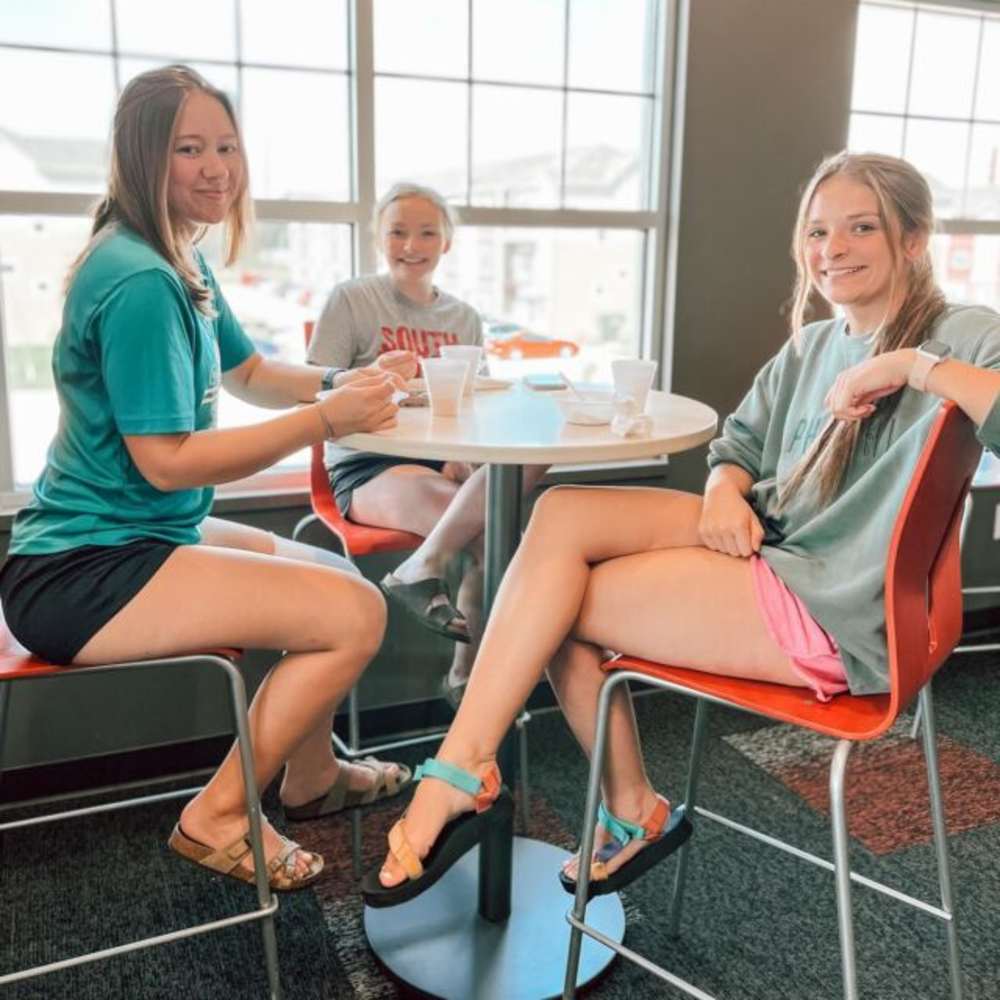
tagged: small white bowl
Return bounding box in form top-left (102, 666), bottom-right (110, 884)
top-left (556, 390), bottom-right (615, 425)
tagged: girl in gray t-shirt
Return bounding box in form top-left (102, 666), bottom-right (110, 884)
top-left (308, 183), bottom-right (545, 699)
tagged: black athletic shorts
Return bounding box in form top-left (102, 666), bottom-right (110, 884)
top-left (330, 451), bottom-right (445, 516)
top-left (0, 539), bottom-right (177, 665)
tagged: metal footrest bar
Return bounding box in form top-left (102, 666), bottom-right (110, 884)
top-left (0, 785), bottom-right (203, 832)
top-left (694, 805), bottom-right (953, 921)
top-left (332, 728), bottom-right (446, 760)
top-left (565, 911), bottom-right (717, 1000)
top-left (0, 897), bottom-right (279, 986)
top-left (333, 709), bottom-right (531, 761)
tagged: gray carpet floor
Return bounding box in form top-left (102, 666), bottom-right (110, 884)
top-left (1, 650), bottom-right (999, 999)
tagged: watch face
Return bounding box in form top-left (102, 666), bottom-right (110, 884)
top-left (920, 339), bottom-right (951, 360)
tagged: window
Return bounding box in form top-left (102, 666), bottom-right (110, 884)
top-left (850, 1), bottom-right (1000, 312)
top-left (0, 0), bottom-right (671, 500)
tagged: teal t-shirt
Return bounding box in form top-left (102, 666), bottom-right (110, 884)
top-left (9, 227), bottom-right (255, 554)
top-left (708, 304), bottom-right (1000, 695)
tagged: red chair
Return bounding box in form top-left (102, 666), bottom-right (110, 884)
top-left (0, 612), bottom-right (282, 996)
top-left (563, 402), bottom-right (980, 1000)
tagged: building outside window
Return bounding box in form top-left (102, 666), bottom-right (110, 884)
top-left (849, 0), bottom-right (1000, 314)
top-left (0, 0), bottom-right (669, 499)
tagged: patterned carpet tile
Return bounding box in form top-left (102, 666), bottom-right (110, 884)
top-left (724, 720), bottom-right (1000, 855)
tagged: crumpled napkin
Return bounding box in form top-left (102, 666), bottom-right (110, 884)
top-left (610, 395), bottom-right (652, 438)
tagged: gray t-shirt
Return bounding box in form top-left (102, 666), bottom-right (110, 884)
top-left (708, 304), bottom-right (1000, 695)
top-left (307, 273), bottom-right (482, 467)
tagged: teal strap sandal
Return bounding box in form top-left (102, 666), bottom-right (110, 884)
top-left (361, 757), bottom-right (513, 909)
top-left (559, 796), bottom-right (692, 900)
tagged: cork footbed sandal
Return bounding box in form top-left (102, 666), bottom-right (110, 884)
top-left (168, 824), bottom-right (324, 892)
top-left (360, 758), bottom-right (513, 909)
top-left (284, 757), bottom-right (413, 821)
top-left (558, 798), bottom-right (691, 901)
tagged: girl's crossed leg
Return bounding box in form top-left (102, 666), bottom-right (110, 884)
top-left (377, 484), bottom-right (805, 887)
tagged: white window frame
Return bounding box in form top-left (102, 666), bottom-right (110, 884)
top-left (0, 0), bottom-right (687, 507)
top-left (851, 0), bottom-right (1000, 241)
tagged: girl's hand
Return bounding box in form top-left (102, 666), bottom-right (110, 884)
top-left (376, 350), bottom-right (419, 380)
top-left (699, 483), bottom-right (764, 558)
top-left (825, 349), bottom-right (916, 421)
top-left (442, 461), bottom-right (477, 483)
top-left (339, 364), bottom-right (406, 390)
top-left (318, 372), bottom-right (398, 437)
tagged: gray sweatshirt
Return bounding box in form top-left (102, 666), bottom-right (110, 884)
top-left (708, 304), bottom-right (1000, 694)
top-left (307, 273), bottom-right (482, 467)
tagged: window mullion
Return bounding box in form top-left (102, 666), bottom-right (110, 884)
top-left (0, 269), bottom-right (15, 495)
top-left (352, 0), bottom-right (377, 275)
top-left (647, 0), bottom-right (687, 391)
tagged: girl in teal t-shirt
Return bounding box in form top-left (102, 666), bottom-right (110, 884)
top-left (0, 66), bottom-right (414, 892)
top-left (362, 153), bottom-right (1000, 908)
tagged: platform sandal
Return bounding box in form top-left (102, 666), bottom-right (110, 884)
top-left (361, 758), bottom-right (513, 909)
top-left (559, 797), bottom-right (692, 901)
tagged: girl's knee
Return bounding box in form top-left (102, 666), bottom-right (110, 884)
top-left (528, 485), bottom-right (583, 534)
top-left (341, 577), bottom-right (387, 656)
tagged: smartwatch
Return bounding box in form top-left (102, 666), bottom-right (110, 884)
top-left (320, 367), bottom-right (344, 392)
top-left (908, 340), bottom-right (951, 392)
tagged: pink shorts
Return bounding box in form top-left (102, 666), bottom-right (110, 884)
top-left (749, 556), bottom-right (849, 702)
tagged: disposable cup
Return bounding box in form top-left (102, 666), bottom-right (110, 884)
top-left (440, 344), bottom-right (483, 396)
top-left (421, 358), bottom-right (468, 417)
top-left (611, 358), bottom-right (658, 413)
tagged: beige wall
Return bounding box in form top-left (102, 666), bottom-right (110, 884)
top-left (665, 0), bottom-right (856, 491)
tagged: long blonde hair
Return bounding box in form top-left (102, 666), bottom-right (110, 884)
top-left (780, 152), bottom-right (945, 507)
top-left (68, 64), bottom-right (252, 315)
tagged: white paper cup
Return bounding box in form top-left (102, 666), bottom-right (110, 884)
top-left (439, 344), bottom-right (483, 396)
top-left (612, 359), bottom-right (658, 413)
top-left (421, 358), bottom-right (468, 417)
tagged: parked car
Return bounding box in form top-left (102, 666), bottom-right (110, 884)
top-left (485, 328), bottom-right (580, 360)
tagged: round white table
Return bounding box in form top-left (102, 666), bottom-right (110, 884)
top-left (341, 382), bottom-right (718, 1000)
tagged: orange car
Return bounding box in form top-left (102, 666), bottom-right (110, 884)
top-left (485, 328), bottom-right (580, 360)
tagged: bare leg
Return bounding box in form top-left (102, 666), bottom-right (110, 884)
top-left (363, 464), bottom-right (548, 583)
top-left (379, 485), bottom-right (806, 885)
top-left (77, 521), bottom-right (386, 878)
top-left (447, 562), bottom-right (483, 687)
top-left (198, 518), bottom-right (403, 805)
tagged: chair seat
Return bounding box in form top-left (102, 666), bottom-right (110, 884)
top-left (608, 655), bottom-right (892, 742)
top-left (311, 479), bottom-right (422, 556)
top-left (0, 609), bottom-right (240, 681)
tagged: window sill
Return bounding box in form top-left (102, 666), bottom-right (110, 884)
top-left (0, 457), bottom-right (670, 531)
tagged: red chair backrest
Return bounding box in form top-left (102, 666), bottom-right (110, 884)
top-left (885, 401), bottom-right (982, 716)
top-left (303, 320), bottom-right (421, 557)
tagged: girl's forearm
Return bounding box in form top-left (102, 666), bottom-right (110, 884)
top-left (128, 405), bottom-right (326, 491)
top-left (924, 357), bottom-right (1000, 427)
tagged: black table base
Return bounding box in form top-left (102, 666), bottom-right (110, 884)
top-left (364, 837), bottom-right (624, 999)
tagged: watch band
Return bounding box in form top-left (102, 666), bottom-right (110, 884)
top-left (908, 341), bottom-right (950, 393)
top-left (320, 367), bottom-right (342, 392)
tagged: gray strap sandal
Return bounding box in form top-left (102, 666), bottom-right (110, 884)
top-left (284, 757), bottom-right (414, 821)
top-left (379, 572), bottom-right (471, 643)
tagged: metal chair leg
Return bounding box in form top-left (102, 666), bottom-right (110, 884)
top-left (220, 657), bottom-right (283, 1000)
top-left (829, 740), bottom-right (857, 1000)
top-left (516, 710), bottom-right (531, 831)
top-left (910, 699), bottom-right (924, 741)
top-left (0, 679), bottom-right (10, 786)
top-left (667, 698), bottom-right (711, 936)
top-left (344, 685), bottom-right (364, 876)
top-left (918, 685), bottom-right (963, 1000)
top-left (562, 672), bottom-right (626, 999)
